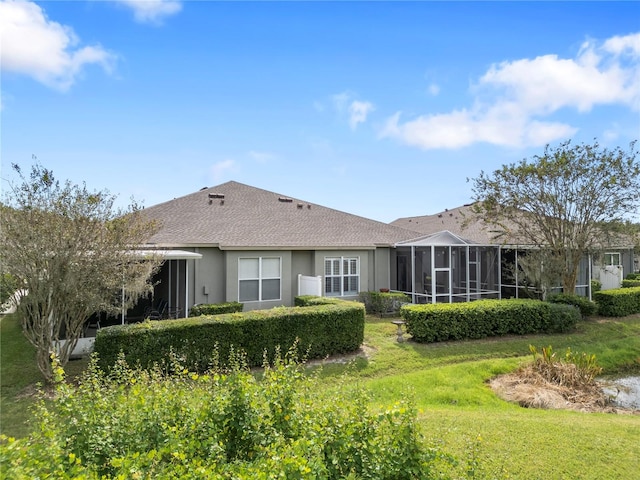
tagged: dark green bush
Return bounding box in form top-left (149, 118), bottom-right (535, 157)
top-left (401, 299), bottom-right (579, 343)
top-left (95, 301), bottom-right (365, 372)
top-left (591, 279), bottom-right (602, 293)
top-left (621, 279), bottom-right (640, 288)
top-left (189, 301), bottom-right (243, 316)
top-left (593, 287), bottom-right (640, 317)
top-left (626, 273), bottom-right (640, 280)
top-left (546, 303), bottom-right (582, 333)
top-left (0, 351), bottom-right (442, 479)
top-left (359, 291), bottom-right (410, 316)
top-left (547, 293), bottom-right (598, 318)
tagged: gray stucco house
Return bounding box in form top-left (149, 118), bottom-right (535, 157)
top-left (130, 183), bottom-right (636, 320)
top-left (138, 181), bottom-right (419, 316)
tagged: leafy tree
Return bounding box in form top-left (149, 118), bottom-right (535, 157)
top-left (0, 164), bottom-right (162, 382)
top-left (471, 140), bottom-right (640, 294)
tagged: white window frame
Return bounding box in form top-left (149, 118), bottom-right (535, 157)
top-left (324, 256), bottom-right (360, 297)
top-left (238, 257), bottom-right (281, 302)
top-left (603, 252), bottom-right (621, 266)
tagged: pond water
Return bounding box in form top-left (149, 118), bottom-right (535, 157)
top-left (599, 376), bottom-right (640, 410)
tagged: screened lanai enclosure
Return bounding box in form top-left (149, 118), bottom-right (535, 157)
top-left (390, 231), bottom-right (501, 303)
top-left (390, 230), bottom-right (601, 304)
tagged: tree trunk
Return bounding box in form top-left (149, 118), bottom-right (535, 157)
top-left (562, 266), bottom-right (578, 294)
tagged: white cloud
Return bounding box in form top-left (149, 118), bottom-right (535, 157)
top-left (0, 0), bottom-right (116, 91)
top-left (381, 32), bottom-right (640, 150)
top-left (113, 0), bottom-right (182, 24)
top-left (210, 159), bottom-right (236, 182)
top-left (330, 91), bottom-right (375, 130)
top-left (602, 32), bottom-right (640, 56)
top-left (348, 100), bottom-right (374, 130)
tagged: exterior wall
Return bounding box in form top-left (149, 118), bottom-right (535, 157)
top-left (173, 247), bottom-right (391, 313)
top-left (290, 251), bottom-right (315, 305)
top-left (622, 249), bottom-right (634, 275)
top-left (193, 247), bottom-right (226, 306)
top-left (373, 247), bottom-right (391, 292)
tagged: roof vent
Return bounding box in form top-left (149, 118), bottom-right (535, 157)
top-left (297, 203), bottom-right (303, 209)
top-left (208, 193), bottom-right (225, 199)
top-left (278, 197), bottom-right (293, 203)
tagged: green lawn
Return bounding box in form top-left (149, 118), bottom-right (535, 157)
top-left (0, 314), bottom-right (88, 438)
top-left (2, 312), bottom-right (639, 478)
top-left (316, 316), bottom-right (640, 479)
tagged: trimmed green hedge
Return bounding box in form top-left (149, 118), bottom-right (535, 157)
top-left (626, 273), bottom-right (640, 280)
top-left (358, 291), bottom-right (410, 316)
top-left (189, 301), bottom-right (243, 316)
top-left (593, 287), bottom-right (640, 317)
top-left (621, 279), bottom-right (640, 288)
top-left (548, 293), bottom-right (598, 318)
top-left (401, 299), bottom-right (580, 343)
top-left (95, 300), bottom-right (365, 371)
top-left (294, 295), bottom-right (345, 306)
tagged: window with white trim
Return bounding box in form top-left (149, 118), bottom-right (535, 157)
top-left (238, 257), bottom-right (281, 302)
top-left (603, 252), bottom-right (621, 266)
top-left (325, 257), bottom-right (359, 296)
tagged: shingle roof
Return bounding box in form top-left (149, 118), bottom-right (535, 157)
top-left (143, 181), bottom-right (420, 249)
top-left (391, 204), bottom-right (503, 244)
top-left (391, 204), bottom-right (636, 248)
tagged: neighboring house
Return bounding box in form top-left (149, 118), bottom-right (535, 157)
top-left (137, 181), bottom-right (419, 316)
top-left (391, 204), bottom-right (636, 299)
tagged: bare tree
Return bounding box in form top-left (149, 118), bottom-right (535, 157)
top-left (0, 164), bottom-right (162, 382)
top-left (471, 140), bottom-right (640, 293)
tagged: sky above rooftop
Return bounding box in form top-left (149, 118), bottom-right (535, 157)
top-left (1, 0), bottom-right (639, 223)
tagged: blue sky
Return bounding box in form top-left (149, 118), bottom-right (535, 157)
top-left (1, 1), bottom-right (639, 223)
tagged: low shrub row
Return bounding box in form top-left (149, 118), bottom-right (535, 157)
top-left (189, 301), bottom-right (243, 316)
top-left (401, 299), bottom-right (580, 343)
top-left (621, 279), bottom-right (640, 288)
top-left (359, 291), bottom-right (410, 316)
top-left (626, 273), bottom-right (640, 280)
top-left (294, 295), bottom-right (345, 306)
top-left (547, 293), bottom-right (598, 318)
top-left (95, 299), bottom-right (365, 372)
top-left (593, 286), bottom-right (640, 317)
